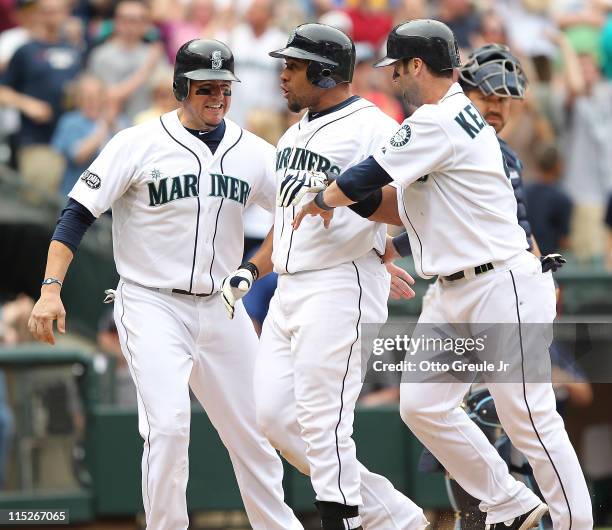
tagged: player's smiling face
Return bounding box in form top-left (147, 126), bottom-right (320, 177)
top-left (280, 58), bottom-right (318, 113)
top-left (468, 91), bottom-right (511, 133)
top-left (182, 79), bottom-right (231, 130)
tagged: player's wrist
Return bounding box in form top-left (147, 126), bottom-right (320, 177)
top-left (314, 190), bottom-right (334, 211)
top-left (41, 277), bottom-right (63, 293)
top-left (239, 261), bottom-right (259, 281)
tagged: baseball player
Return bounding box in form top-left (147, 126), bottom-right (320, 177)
top-left (288, 20), bottom-right (593, 530)
top-left (416, 44), bottom-right (563, 528)
top-left (222, 24), bottom-right (428, 530)
top-left (27, 39), bottom-right (304, 530)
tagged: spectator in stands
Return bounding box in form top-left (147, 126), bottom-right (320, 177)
top-left (525, 144), bottom-right (573, 256)
top-left (132, 67), bottom-right (177, 124)
top-left (318, 9), bottom-right (353, 36)
top-left (0, 0), bottom-right (38, 72)
top-left (552, 0), bottom-right (608, 64)
top-left (391, 0), bottom-right (426, 26)
top-left (0, 0), bottom-right (39, 164)
top-left (435, 0), bottom-right (481, 51)
top-left (0, 0), bottom-right (17, 33)
top-left (52, 74), bottom-right (127, 197)
top-left (605, 193), bottom-right (612, 270)
top-left (561, 51), bottom-right (612, 260)
top-left (87, 0), bottom-right (165, 123)
top-left (0, 294), bottom-right (35, 488)
top-left (479, 8), bottom-right (508, 45)
top-left (0, 0), bottom-right (82, 187)
top-left (223, 0), bottom-right (286, 128)
top-left (155, 0), bottom-right (222, 61)
top-left (496, 0), bottom-right (559, 82)
top-left (343, 0), bottom-right (393, 48)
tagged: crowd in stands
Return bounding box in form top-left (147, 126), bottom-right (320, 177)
top-left (1, 0), bottom-right (612, 266)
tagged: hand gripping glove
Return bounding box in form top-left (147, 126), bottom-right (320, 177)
top-left (276, 170), bottom-right (328, 208)
top-left (540, 253), bottom-right (566, 273)
top-left (220, 262), bottom-right (258, 319)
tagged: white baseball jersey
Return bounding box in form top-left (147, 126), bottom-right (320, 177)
top-left (373, 83), bottom-right (528, 279)
top-left (69, 111), bottom-right (276, 293)
top-left (272, 97), bottom-right (398, 274)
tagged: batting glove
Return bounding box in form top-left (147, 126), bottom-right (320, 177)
top-left (540, 253), bottom-right (566, 273)
top-left (221, 262), bottom-right (258, 319)
top-left (277, 170), bottom-right (328, 208)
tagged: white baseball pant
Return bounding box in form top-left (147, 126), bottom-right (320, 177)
top-left (400, 252), bottom-right (593, 528)
top-left (113, 279), bottom-right (303, 530)
top-left (255, 252), bottom-right (428, 530)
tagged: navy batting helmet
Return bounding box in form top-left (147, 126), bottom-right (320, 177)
top-left (374, 19), bottom-right (461, 72)
top-left (269, 23), bottom-right (355, 89)
top-left (173, 39), bottom-right (240, 101)
top-left (459, 44), bottom-right (528, 99)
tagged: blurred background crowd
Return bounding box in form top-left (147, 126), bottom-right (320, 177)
top-left (1, 0), bottom-right (612, 267)
top-left (1, 0), bottom-right (612, 527)
top-left (0, 0), bottom-right (612, 264)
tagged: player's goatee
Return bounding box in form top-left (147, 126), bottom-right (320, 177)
top-left (287, 99), bottom-right (303, 113)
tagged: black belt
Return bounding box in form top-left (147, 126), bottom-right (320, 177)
top-left (443, 262), bottom-right (494, 282)
top-left (171, 288), bottom-right (213, 297)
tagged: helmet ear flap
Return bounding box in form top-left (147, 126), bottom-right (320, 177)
top-left (307, 61), bottom-right (337, 88)
top-left (173, 77), bottom-right (189, 101)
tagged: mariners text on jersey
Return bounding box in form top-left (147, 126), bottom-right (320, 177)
top-left (272, 97), bottom-right (399, 274)
top-left (69, 110), bottom-right (276, 293)
top-left (276, 147), bottom-right (341, 176)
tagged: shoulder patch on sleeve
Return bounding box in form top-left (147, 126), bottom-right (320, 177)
top-left (389, 124), bottom-right (412, 148)
top-left (80, 170), bottom-right (101, 189)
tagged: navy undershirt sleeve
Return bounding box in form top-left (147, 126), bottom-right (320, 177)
top-left (392, 232), bottom-right (412, 257)
top-left (52, 198), bottom-right (96, 253)
top-left (335, 156), bottom-right (393, 202)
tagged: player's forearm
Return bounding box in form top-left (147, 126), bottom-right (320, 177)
top-left (40, 241), bottom-right (74, 293)
top-left (530, 236), bottom-right (542, 257)
top-left (248, 227), bottom-right (274, 278)
top-left (321, 181), bottom-right (355, 207)
top-left (366, 185), bottom-right (402, 225)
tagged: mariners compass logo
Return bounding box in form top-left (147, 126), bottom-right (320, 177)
top-left (211, 50), bottom-right (223, 70)
top-left (390, 124), bottom-right (412, 148)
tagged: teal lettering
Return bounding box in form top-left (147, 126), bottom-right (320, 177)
top-left (239, 181), bottom-right (250, 205)
top-left (229, 177), bottom-right (240, 201)
top-left (277, 148), bottom-right (291, 170)
top-left (297, 148), bottom-right (308, 170)
top-left (216, 174), bottom-right (229, 198)
top-left (289, 148), bottom-right (302, 170)
top-left (317, 157), bottom-right (331, 173)
top-left (306, 151), bottom-right (319, 171)
top-left (184, 174), bottom-right (198, 197)
top-left (148, 178), bottom-right (168, 206)
top-left (464, 105), bottom-right (485, 130)
top-left (168, 176), bottom-right (184, 201)
top-left (455, 110), bottom-right (481, 139)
